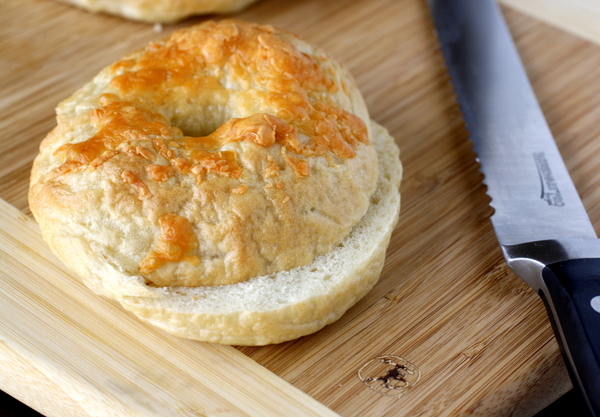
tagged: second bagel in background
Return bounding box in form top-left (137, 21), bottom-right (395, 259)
top-left (53, 0), bottom-right (260, 23)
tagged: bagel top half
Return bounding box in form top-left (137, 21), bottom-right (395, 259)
top-left (29, 20), bottom-right (382, 302)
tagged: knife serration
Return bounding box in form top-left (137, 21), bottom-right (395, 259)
top-left (428, 0), bottom-right (596, 247)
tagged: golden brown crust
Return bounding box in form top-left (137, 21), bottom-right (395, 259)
top-left (118, 122), bottom-right (402, 346)
top-left (29, 20), bottom-right (379, 290)
top-left (54, 0), bottom-right (260, 23)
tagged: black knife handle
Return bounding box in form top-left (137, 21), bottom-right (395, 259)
top-left (541, 258), bottom-right (600, 416)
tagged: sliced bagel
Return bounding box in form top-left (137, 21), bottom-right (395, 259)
top-left (29, 20), bottom-right (402, 345)
top-left (117, 122), bottom-right (401, 345)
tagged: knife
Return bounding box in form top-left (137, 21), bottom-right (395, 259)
top-left (427, 0), bottom-right (600, 414)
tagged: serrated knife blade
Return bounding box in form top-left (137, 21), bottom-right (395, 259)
top-left (427, 0), bottom-right (600, 413)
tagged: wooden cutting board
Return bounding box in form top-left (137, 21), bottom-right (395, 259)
top-left (2, 0), bottom-right (600, 415)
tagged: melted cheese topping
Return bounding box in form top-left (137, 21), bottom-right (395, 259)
top-left (36, 20), bottom-right (377, 286)
top-left (139, 214), bottom-right (200, 273)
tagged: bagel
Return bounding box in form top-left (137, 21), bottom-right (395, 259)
top-left (54, 0), bottom-right (259, 23)
top-left (29, 20), bottom-right (402, 345)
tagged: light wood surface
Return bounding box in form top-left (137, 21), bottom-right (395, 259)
top-left (2, 0), bottom-right (600, 416)
top-left (499, 0), bottom-right (600, 46)
top-left (0, 199), bottom-right (339, 416)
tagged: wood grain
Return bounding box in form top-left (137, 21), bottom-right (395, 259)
top-left (0, 199), bottom-right (340, 416)
top-left (2, 0), bottom-right (600, 415)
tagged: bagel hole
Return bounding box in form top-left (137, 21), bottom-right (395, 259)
top-left (170, 106), bottom-right (232, 138)
top-left (172, 117), bottom-right (219, 138)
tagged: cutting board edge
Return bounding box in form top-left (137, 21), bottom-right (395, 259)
top-left (0, 198), bottom-right (340, 417)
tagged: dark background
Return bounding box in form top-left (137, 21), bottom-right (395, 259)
top-left (0, 388), bottom-right (592, 416)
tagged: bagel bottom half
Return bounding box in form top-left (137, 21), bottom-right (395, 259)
top-left (113, 122), bottom-right (401, 346)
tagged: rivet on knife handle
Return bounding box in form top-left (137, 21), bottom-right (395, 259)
top-left (427, 0), bottom-right (600, 414)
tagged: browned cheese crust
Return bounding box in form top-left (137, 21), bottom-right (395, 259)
top-left (29, 20), bottom-right (379, 292)
top-left (53, 0), bottom-right (259, 23)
